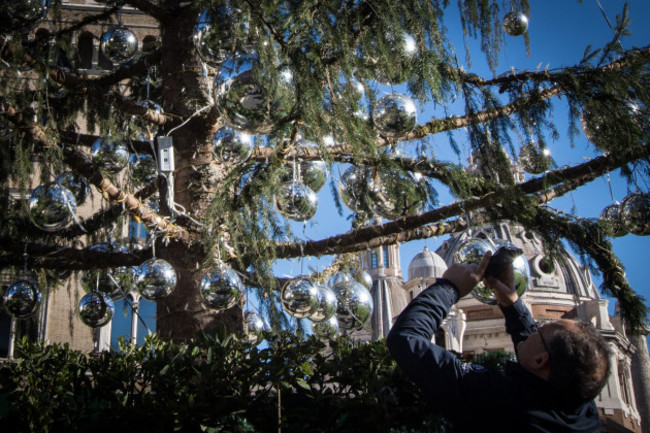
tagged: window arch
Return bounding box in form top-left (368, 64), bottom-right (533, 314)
top-left (77, 31), bottom-right (94, 69)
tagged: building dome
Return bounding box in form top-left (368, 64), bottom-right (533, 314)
top-left (408, 246), bottom-right (448, 280)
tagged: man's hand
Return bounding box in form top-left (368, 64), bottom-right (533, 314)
top-left (484, 264), bottom-right (518, 307)
top-left (442, 252), bottom-right (491, 297)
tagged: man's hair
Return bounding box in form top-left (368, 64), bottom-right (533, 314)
top-left (547, 321), bottom-right (611, 405)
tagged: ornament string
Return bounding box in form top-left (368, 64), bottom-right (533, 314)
top-left (165, 103), bottom-right (212, 136)
top-left (106, 273), bottom-right (153, 335)
top-left (23, 240), bottom-right (28, 277)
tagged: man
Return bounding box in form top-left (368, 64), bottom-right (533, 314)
top-left (386, 252), bottom-right (611, 432)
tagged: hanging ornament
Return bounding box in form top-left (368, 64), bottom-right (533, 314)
top-left (367, 167), bottom-right (427, 220)
top-left (372, 93), bottom-right (417, 138)
top-left (351, 268), bottom-right (373, 290)
top-left (199, 263), bottom-right (243, 310)
top-left (308, 284), bottom-right (338, 322)
top-left (502, 11), bottom-right (529, 36)
top-left (0, 0), bottom-right (50, 33)
top-left (81, 242), bottom-right (135, 301)
top-left (100, 26), bottom-right (138, 64)
top-left (215, 49), bottom-right (296, 135)
top-left (327, 271), bottom-right (353, 289)
top-left (212, 126), bottom-right (254, 165)
top-left (472, 242), bottom-right (530, 305)
top-left (580, 104), bottom-right (609, 149)
top-left (274, 181), bottom-right (318, 222)
top-left (296, 138), bottom-right (328, 193)
top-left (132, 100), bottom-right (164, 141)
top-left (129, 153), bottom-right (158, 189)
top-left (343, 76), bottom-right (370, 121)
top-left (453, 237), bottom-right (495, 301)
top-left (518, 142), bottom-right (552, 174)
top-left (333, 280), bottom-right (374, 331)
top-left (135, 258), bottom-right (177, 301)
top-left (78, 292), bottom-right (114, 328)
top-left (55, 171), bottom-right (89, 206)
top-left (244, 310), bottom-right (266, 344)
top-left (193, 6), bottom-right (249, 68)
top-left (28, 181), bottom-right (77, 232)
top-left (619, 193), bottom-right (650, 236)
top-left (374, 32), bottom-right (418, 85)
top-left (338, 165), bottom-right (373, 214)
top-left (600, 203), bottom-right (628, 237)
top-left (91, 137), bottom-right (129, 174)
top-left (281, 277), bottom-right (321, 319)
top-left (312, 315), bottom-right (339, 339)
top-left (3, 279), bottom-right (41, 318)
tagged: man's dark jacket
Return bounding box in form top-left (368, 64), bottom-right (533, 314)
top-left (386, 278), bottom-right (602, 432)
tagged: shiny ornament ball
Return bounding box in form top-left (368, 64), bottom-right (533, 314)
top-left (351, 269), bottom-right (373, 290)
top-left (81, 242), bottom-right (135, 300)
top-left (453, 237), bottom-right (496, 265)
top-left (372, 93), bottom-right (417, 138)
top-left (300, 161), bottom-right (328, 193)
top-left (78, 292), bottom-right (114, 328)
top-left (135, 258), bottom-right (177, 301)
top-left (333, 281), bottom-right (373, 331)
top-left (368, 167), bottom-right (427, 220)
top-left (281, 277), bottom-right (321, 319)
top-left (375, 32), bottom-right (418, 85)
top-left (28, 181), bottom-right (77, 232)
top-left (55, 171), bottom-right (89, 206)
top-left (199, 264), bottom-right (243, 310)
top-left (0, 0), bottom-right (49, 33)
top-left (129, 153), bottom-right (158, 188)
top-left (3, 279), bottom-right (41, 318)
top-left (245, 310), bottom-right (266, 343)
top-left (312, 315), bottom-right (339, 338)
top-left (327, 271), bottom-right (353, 289)
top-left (215, 50), bottom-right (295, 134)
top-left (519, 142), bottom-right (552, 174)
top-left (472, 242), bottom-right (530, 305)
top-left (619, 193), bottom-right (650, 236)
top-left (212, 126), bottom-right (254, 165)
top-left (600, 203), bottom-right (628, 237)
top-left (274, 181), bottom-right (318, 222)
top-left (193, 6), bottom-right (248, 68)
top-left (132, 100), bottom-right (164, 141)
top-left (338, 165), bottom-right (373, 214)
top-left (502, 11), bottom-right (529, 36)
top-left (91, 137), bottom-right (129, 174)
top-left (309, 285), bottom-right (338, 322)
top-left (580, 104), bottom-right (609, 149)
top-left (100, 26), bottom-right (138, 64)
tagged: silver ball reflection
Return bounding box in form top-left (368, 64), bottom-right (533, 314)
top-left (91, 137), bottom-right (129, 174)
top-left (600, 203), bottom-right (628, 237)
top-left (193, 6), bottom-right (248, 68)
top-left (100, 26), bottom-right (138, 64)
top-left (312, 315), bottom-right (339, 339)
top-left (472, 242), bottom-right (530, 305)
top-left (368, 167), bottom-right (427, 220)
top-left (28, 181), bottom-right (77, 232)
top-left (332, 280), bottom-right (374, 331)
top-left (215, 50), bottom-right (295, 135)
top-left (338, 165), bottom-right (372, 214)
top-left (135, 258), bottom-right (177, 301)
top-left (129, 153), bottom-right (158, 189)
top-left (212, 126), bottom-right (254, 165)
top-left (309, 284), bottom-right (338, 322)
top-left (0, 0), bottom-right (49, 33)
top-left (274, 181), bottom-right (318, 222)
top-left (244, 310), bottom-right (266, 343)
top-left (3, 279), bottom-right (41, 318)
top-left (132, 100), bottom-right (164, 141)
top-left (502, 11), bottom-right (529, 36)
top-left (375, 32), bottom-right (418, 85)
top-left (351, 269), bottom-right (373, 290)
top-left (199, 263), bottom-right (243, 310)
top-left (580, 104), bottom-right (609, 149)
top-left (619, 193), bottom-right (650, 236)
top-left (327, 271), bottom-right (353, 289)
top-left (78, 292), bottom-right (114, 328)
top-left (518, 142), bottom-right (552, 175)
top-left (453, 237), bottom-right (495, 303)
top-left (55, 171), bottom-right (89, 206)
top-left (372, 93), bottom-right (417, 138)
top-left (281, 277), bottom-right (321, 319)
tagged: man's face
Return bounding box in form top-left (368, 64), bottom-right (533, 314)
top-left (517, 319), bottom-right (581, 373)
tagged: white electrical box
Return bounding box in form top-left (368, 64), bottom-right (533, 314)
top-left (157, 136), bottom-right (174, 172)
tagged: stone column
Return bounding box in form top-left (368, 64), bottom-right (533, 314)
top-left (630, 332), bottom-right (650, 433)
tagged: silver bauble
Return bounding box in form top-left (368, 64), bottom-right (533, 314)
top-left (281, 277), bottom-right (321, 319)
top-left (199, 263), bottom-right (243, 310)
top-left (518, 142), bottom-right (552, 174)
top-left (55, 171), bottom-right (89, 206)
top-left (100, 26), bottom-right (138, 64)
top-left (129, 153), bottom-right (158, 188)
top-left (91, 137), bottom-right (129, 173)
top-left (375, 32), bottom-right (418, 85)
top-left (244, 310), bottom-right (266, 343)
top-left (81, 242), bottom-right (135, 301)
top-left (3, 279), bottom-right (41, 318)
top-left (333, 281), bottom-right (373, 331)
top-left (132, 100), bottom-right (164, 141)
top-left (453, 237), bottom-right (496, 265)
top-left (28, 181), bottom-right (77, 232)
top-left (274, 181), bottom-right (318, 222)
top-left (580, 104), bottom-right (609, 149)
top-left (215, 49), bottom-right (295, 134)
top-left (600, 203), bottom-right (628, 237)
top-left (296, 138), bottom-right (328, 193)
top-left (193, 6), bottom-right (249, 68)
top-left (212, 126), bottom-right (254, 165)
top-left (0, 0), bottom-right (49, 33)
top-left (327, 271), bottom-right (353, 289)
top-left (338, 165), bottom-right (373, 214)
top-left (472, 242), bottom-right (530, 305)
top-left (312, 315), bottom-right (339, 338)
top-left (619, 193), bottom-right (650, 236)
top-left (367, 167), bottom-right (427, 220)
top-left (135, 258), bottom-right (177, 301)
top-left (78, 292), bottom-right (114, 328)
top-left (309, 285), bottom-right (338, 322)
top-left (372, 93), bottom-right (417, 138)
top-left (351, 269), bottom-right (373, 290)
top-left (502, 11), bottom-right (529, 36)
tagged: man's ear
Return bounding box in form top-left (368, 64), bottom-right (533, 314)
top-left (532, 352), bottom-right (551, 370)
